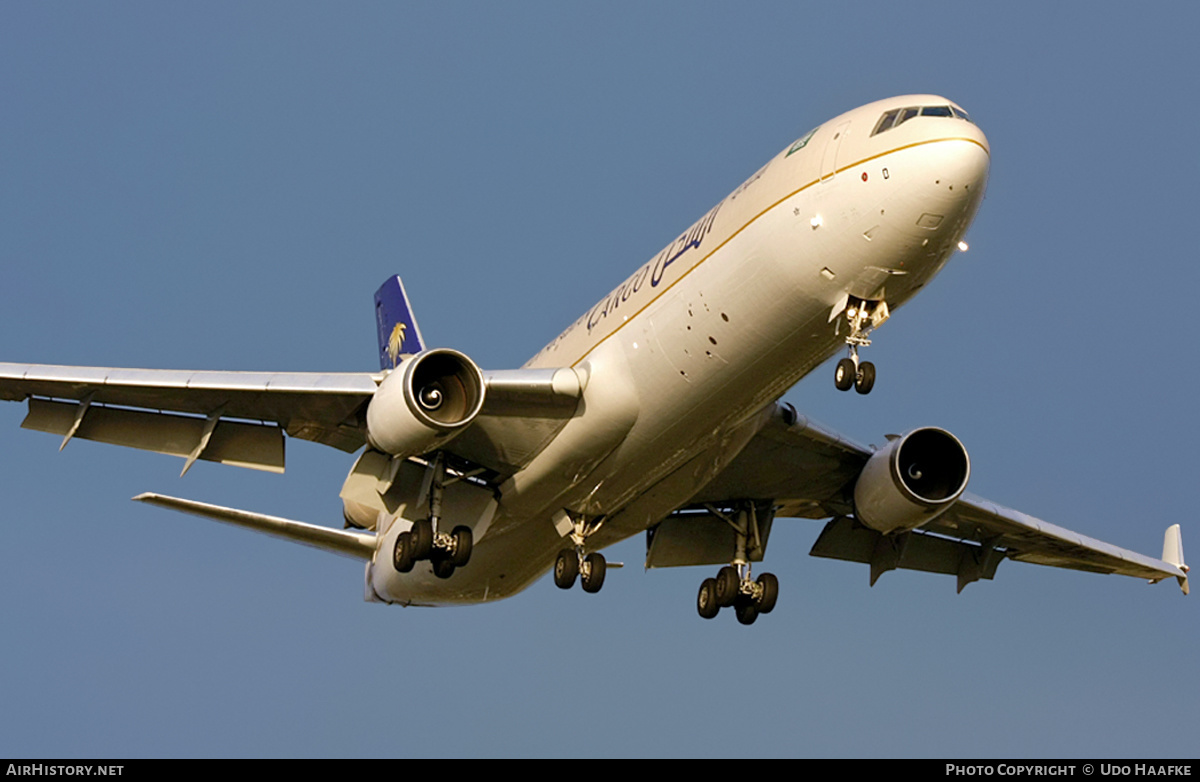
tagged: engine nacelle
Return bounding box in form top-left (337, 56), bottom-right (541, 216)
top-left (853, 427), bottom-right (970, 534)
top-left (365, 348), bottom-right (486, 457)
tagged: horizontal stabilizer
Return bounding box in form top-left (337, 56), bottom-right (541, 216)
top-left (133, 492), bottom-right (377, 561)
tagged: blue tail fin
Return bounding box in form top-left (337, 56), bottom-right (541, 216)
top-left (374, 276), bottom-right (426, 370)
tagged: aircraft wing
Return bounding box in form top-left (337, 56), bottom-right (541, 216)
top-left (0, 361), bottom-right (583, 476)
top-left (0, 362), bottom-right (383, 473)
top-left (687, 403), bottom-right (1189, 593)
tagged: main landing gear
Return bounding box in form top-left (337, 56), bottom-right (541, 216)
top-left (392, 518), bottom-right (473, 579)
top-left (834, 297), bottom-right (888, 395)
top-left (553, 511), bottom-right (608, 594)
top-left (694, 501), bottom-right (778, 625)
top-left (697, 565), bottom-right (778, 625)
top-left (390, 453), bottom-right (474, 579)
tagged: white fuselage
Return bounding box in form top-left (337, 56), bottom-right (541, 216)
top-left (370, 95), bottom-right (990, 605)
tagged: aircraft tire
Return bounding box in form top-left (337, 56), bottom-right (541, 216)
top-left (450, 526), bottom-right (473, 567)
top-left (715, 566), bottom-right (740, 607)
top-left (581, 552), bottom-right (607, 593)
top-left (411, 519), bottom-right (434, 560)
top-left (735, 600), bottom-right (759, 626)
top-left (756, 572), bottom-right (779, 614)
top-left (697, 578), bottom-right (720, 619)
top-left (431, 556), bottom-right (456, 579)
top-left (835, 358), bottom-right (856, 391)
top-left (553, 549), bottom-right (578, 589)
top-left (393, 532), bottom-right (415, 573)
top-left (855, 361), bottom-right (876, 395)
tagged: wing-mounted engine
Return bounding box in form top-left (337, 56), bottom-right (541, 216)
top-left (366, 348), bottom-right (486, 457)
top-left (853, 427), bottom-right (970, 534)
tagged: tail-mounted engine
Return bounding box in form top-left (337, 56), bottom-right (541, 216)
top-left (365, 348), bottom-right (486, 457)
top-left (853, 427), bottom-right (970, 534)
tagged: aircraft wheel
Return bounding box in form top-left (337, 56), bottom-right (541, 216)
top-left (393, 532), bottom-right (415, 573)
top-left (855, 361), bottom-right (876, 395)
top-left (715, 565), bottom-right (740, 607)
top-left (553, 549), bottom-right (578, 589)
top-left (450, 526), bottom-right (473, 567)
top-left (735, 600), bottom-right (759, 626)
top-left (835, 358), bottom-right (856, 391)
top-left (756, 572), bottom-right (779, 614)
top-left (411, 519), bottom-right (434, 560)
top-left (431, 556), bottom-right (456, 579)
top-left (581, 552), bottom-right (607, 593)
top-left (697, 578), bottom-right (720, 619)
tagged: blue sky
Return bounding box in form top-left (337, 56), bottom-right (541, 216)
top-left (1, 2), bottom-right (1196, 758)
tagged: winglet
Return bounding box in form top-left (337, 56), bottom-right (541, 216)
top-left (374, 275), bottom-right (426, 371)
top-left (1162, 524), bottom-right (1189, 595)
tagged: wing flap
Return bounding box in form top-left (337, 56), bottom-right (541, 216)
top-left (646, 510), bottom-right (773, 568)
top-left (810, 516), bottom-right (1004, 590)
top-left (23, 398), bottom-right (285, 473)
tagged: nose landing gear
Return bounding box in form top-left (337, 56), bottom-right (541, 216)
top-left (834, 297), bottom-right (887, 395)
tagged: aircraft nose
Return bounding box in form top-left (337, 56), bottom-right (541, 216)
top-left (954, 136), bottom-right (989, 222)
top-left (914, 134), bottom-right (989, 228)
top-left (959, 133), bottom-right (989, 189)
top-left (936, 135), bottom-right (990, 204)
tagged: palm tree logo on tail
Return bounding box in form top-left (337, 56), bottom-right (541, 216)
top-left (387, 322), bottom-right (407, 368)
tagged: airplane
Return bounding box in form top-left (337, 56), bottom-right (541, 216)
top-left (0, 95), bottom-right (1188, 625)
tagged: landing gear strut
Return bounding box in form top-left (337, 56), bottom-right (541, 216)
top-left (695, 502), bottom-right (779, 625)
top-left (390, 453), bottom-right (474, 579)
top-left (834, 297), bottom-right (887, 395)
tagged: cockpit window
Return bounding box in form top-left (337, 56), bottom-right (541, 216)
top-left (871, 104), bottom-right (973, 136)
top-left (873, 109), bottom-right (901, 135)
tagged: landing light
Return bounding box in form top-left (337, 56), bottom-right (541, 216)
top-left (957, 241), bottom-right (969, 252)
top-left (810, 215), bottom-right (823, 229)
